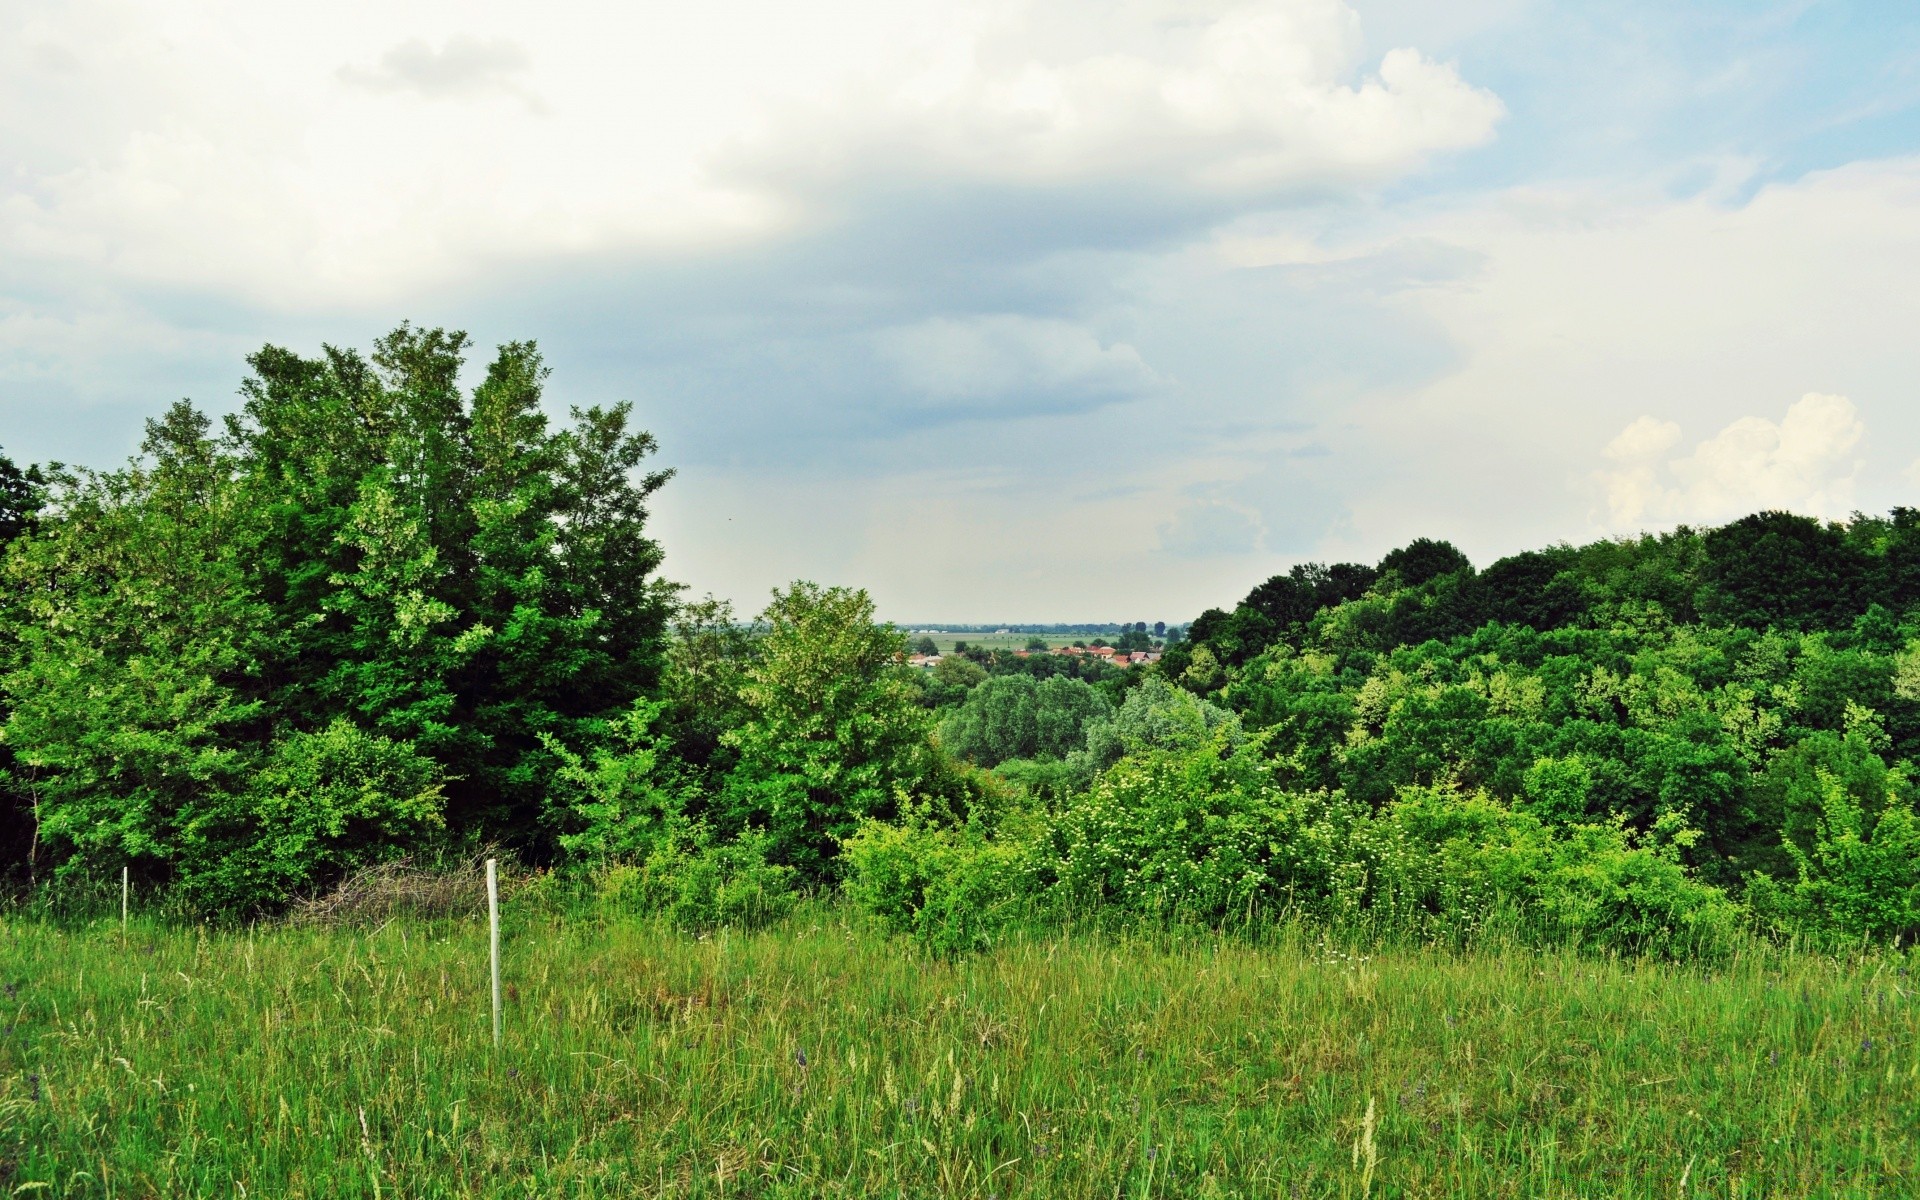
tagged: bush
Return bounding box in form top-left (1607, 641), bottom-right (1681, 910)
top-left (1747, 767), bottom-right (1920, 942)
top-left (541, 698), bottom-right (688, 865)
top-left (593, 827), bottom-right (797, 932)
top-left (175, 721), bottom-right (445, 913)
top-left (1360, 787), bottom-right (1743, 957)
top-left (1046, 732), bottom-right (1357, 923)
top-left (841, 810), bottom-right (1031, 955)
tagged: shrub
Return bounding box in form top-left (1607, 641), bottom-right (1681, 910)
top-left (1046, 732), bottom-right (1357, 923)
top-left (1361, 787), bottom-right (1743, 957)
top-left (541, 698), bottom-right (688, 865)
top-left (594, 827), bottom-right (797, 932)
top-left (1748, 767), bottom-right (1920, 942)
top-left (176, 720), bottom-right (445, 913)
top-left (719, 582), bottom-right (935, 880)
top-left (842, 812), bottom-right (1031, 955)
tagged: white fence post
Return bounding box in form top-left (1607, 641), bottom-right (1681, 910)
top-left (121, 865), bottom-right (129, 931)
top-left (488, 857), bottom-right (502, 1048)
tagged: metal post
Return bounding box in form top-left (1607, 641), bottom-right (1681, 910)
top-left (122, 865), bottom-right (129, 931)
top-left (487, 858), bottom-right (502, 1048)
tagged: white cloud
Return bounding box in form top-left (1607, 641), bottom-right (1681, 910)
top-left (0, 0), bottom-right (1499, 307)
top-left (1266, 158), bottom-right (1920, 565)
top-left (741, 2), bottom-right (1503, 193)
top-left (876, 315), bottom-right (1163, 414)
top-left (1594, 394), bottom-right (1864, 530)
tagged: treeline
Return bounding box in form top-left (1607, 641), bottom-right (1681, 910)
top-left (4, 329), bottom-right (1918, 955)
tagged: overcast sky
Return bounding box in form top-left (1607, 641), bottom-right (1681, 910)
top-left (5, 0), bottom-right (1919, 622)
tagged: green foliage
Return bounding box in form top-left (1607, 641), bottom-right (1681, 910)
top-left (657, 595), bottom-right (758, 774)
top-left (0, 442), bottom-right (43, 546)
top-left (176, 721), bottom-right (445, 912)
top-left (1046, 733), bottom-right (1356, 922)
top-left (921, 652), bottom-right (988, 706)
top-left (1, 327), bottom-right (675, 898)
top-left (937, 674), bottom-right (1112, 766)
top-left (236, 327), bottom-right (676, 839)
top-left (841, 811), bottom-right (1029, 955)
top-left (1034, 735), bottom-right (1740, 956)
top-left (542, 698), bottom-right (687, 865)
top-left (594, 828), bottom-right (797, 932)
top-left (719, 582), bottom-right (934, 879)
top-left (1698, 510), bottom-right (1867, 630)
top-left (1, 405), bottom-right (272, 892)
top-left (1750, 765), bottom-right (1920, 942)
top-left (1078, 675), bottom-right (1241, 773)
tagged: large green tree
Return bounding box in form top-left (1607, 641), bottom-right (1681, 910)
top-left (230, 325), bottom-right (677, 842)
top-left (1, 327), bottom-right (678, 903)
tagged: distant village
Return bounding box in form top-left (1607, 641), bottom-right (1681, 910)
top-left (905, 645), bottom-right (1163, 668)
top-left (902, 625), bottom-right (1168, 670)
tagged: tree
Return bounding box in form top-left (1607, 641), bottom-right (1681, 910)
top-left (916, 636), bottom-right (940, 656)
top-left (720, 583), bottom-right (935, 879)
top-left (1468, 547), bottom-right (1587, 631)
top-left (0, 444), bottom-right (45, 876)
top-left (0, 406), bottom-right (438, 909)
top-left (2, 326), bottom-right (679, 899)
top-left (0, 445), bottom-right (43, 545)
top-left (1378, 539), bottom-right (1472, 588)
top-left (660, 595), bottom-right (759, 773)
top-left (939, 675), bottom-right (1113, 766)
top-left (1698, 511), bottom-right (1866, 630)
top-left (232, 325), bottom-right (676, 844)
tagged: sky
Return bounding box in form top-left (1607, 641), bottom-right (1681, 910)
top-left (4, 0), bottom-right (1919, 623)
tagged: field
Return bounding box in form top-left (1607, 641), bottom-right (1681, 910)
top-left (4, 905), bottom-right (1917, 1198)
top-left (902, 631), bottom-right (1136, 653)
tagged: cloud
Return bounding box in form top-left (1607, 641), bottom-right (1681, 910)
top-left (1287, 157), bottom-right (1920, 566)
top-left (337, 36), bottom-right (538, 104)
top-left (1594, 394), bottom-right (1864, 529)
top-left (736, 0), bottom-right (1504, 196)
top-left (874, 315), bottom-right (1164, 418)
top-left (1158, 499), bottom-right (1265, 558)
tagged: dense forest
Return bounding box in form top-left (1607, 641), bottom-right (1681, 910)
top-left (4, 326), bottom-right (1918, 955)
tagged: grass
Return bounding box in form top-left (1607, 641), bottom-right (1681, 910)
top-left (3, 904), bottom-right (1917, 1197)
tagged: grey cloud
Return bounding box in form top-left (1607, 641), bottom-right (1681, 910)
top-left (338, 36), bottom-right (538, 104)
top-left (875, 315), bottom-right (1166, 419)
top-left (1158, 501), bottom-right (1264, 558)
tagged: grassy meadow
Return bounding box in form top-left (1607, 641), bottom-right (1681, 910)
top-left (4, 904), bottom-right (1917, 1198)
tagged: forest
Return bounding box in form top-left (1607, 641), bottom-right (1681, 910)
top-left (3, 325), bottom-right (1919, 956)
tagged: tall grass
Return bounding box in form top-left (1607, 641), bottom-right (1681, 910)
top-left (3, 902), bottom-right (1916, 1197)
